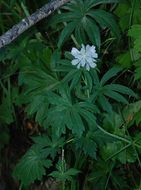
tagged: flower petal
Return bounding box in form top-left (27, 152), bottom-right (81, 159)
top-left (89, 61), bottom-right (96, 68)
top-left (80, 58), bottom-right (86, 67)
top-left (71, 48), bottom-right (80, 57)
top-left (71, 59), bottom-right (79, 65)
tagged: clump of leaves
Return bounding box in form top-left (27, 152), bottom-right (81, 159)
top-left (13, 146), bottom-right (52, 186)
top-left (49, 0), bottom-right (120, 48)
top-left (11, 40), bottom-right (137, 187)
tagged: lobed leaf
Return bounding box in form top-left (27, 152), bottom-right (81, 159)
top-left (13, 146), bottom-right (52, 186)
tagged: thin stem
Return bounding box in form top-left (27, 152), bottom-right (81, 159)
top-left (97, 124), bottom-right (130, 144)
top-left (119, 107), bottom-right (141, 167)
top-left (106, 143), bottom-right (132, 161)
top-left (96, 124), bottom-right (141, 149)
top-left (128, 0), bottom-right (136, 62)
top-left (82, 74), bottom-right (90, 98)
top-left (19, 184), bottom-right (23, 190)
top-left (104, 162), bottom-right (114, 189)
top-left (66, 138), bottom-right (74, 144)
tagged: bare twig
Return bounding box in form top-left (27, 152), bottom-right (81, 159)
top-left (0, 0), bottom-right (70, 49)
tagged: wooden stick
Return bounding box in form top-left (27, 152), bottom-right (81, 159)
top-left (0, 0), bottom-right (70, 49)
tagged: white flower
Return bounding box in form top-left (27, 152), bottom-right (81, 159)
top-left (71, 44), bottom-right (98, 71)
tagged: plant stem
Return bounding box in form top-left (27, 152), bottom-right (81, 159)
top-left (19, 184), bottom-right (22, 190)
top-left (97, 124), bottom-right (130, 143)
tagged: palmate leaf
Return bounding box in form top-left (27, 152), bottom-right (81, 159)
top-left (49, 160), bottom-right (79, 181)
top-left (19, 67), bottom-right (59, 95)
top-left (50, 169), bottom-right (79, 181)
top-left (43, 90), bottom-right (98, 137)
top-left (18, 44), bottom-right (59, 96)
top-left (32, 135), bottom-right (65, 159)
top-left (18, 52), bottom-right (61, 125)
top-left (75, 136), bottom-right (97, 158)
top-left (62, 68), bottom-right (93, 93)
top-left (91, 67), bottom-right (137, 112)
top-left (87, 9), bottom-right (120, 38)
top-left (49, 0), bottom-right (120, 47)
top-left (13, 146), bottom-right (52, 186)
top-left (25, 94), bottom-right (49, 125)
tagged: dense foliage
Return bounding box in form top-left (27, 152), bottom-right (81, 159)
top-left (1, 0), bottom-right (141, 189)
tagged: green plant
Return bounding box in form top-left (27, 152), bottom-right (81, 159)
top-left (10, 40), bottom-right (138, 188)
top-left (1, 0), bottom-right (141, 190)
top-left (48, 0), bottom-right (120, 48)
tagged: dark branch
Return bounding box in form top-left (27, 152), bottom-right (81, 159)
top-left (0, 0), bottom-right (70, 49)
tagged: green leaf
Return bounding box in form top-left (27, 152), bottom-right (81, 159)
top-left (122, 100), bottom-right (141, 125)
top-left (104, 90), bottom-right (128, 104)
top-left (128, 25), bottom-right (141, 52)
top-left (75, 23), bottom-right (87, 44)
top-left (70, 110), bottom-right (85, 137)
top-left (116, 51), bottom-right (132, 68)
top-left (98, 94), bottom-right (112, 112)
top-left (79, 109), bottom-right (97, 129)
top-left (89, 160), bottom-right (113, 189)
top-left (25, 95), bottom-right (49, 125)
top-left (85, 0), bottom-right (118, 9)
top-left (32, 135), bottom-right (65, 159)
top-left (87, 9), bottom-right (120, 38)
top-left (13, 146), bottom-right (52, 186)
top-left (115, 2), bottom-right (131, 31)
top-left (70, 70), bottom-right (81, 90)
top-left (134, 59), bottom-right (141, 80)
top-left (82, 17), bottom-right (100, 48)
top-left (103, 111), bottom-right (123, 131)
top-left (133, 133), bottom-right (141, 152)
top-left (76, 136), bottom-right (97, 158)
top-left (93, 130), bottom-right (114, 146)
top-left (49, 160), bottom-right (79, 181)
top-left (58, 21), bottom-right (77, 48)
top-left (105, 84), bottom-right (137, 98)
top-left (100, 67), bottom-right (122, 85)
top-left (44, 90), bottom-right (97, 137)
top-left (101, 141), bottom-right (137, 164)
top-left (49, 0), bottom-right (120, 47)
